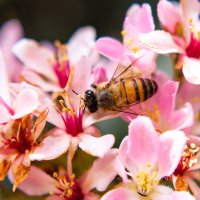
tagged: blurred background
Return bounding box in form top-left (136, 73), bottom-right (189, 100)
top-left (0, 0), bottom-right (160, 40)
top-left (0, 0), bottom-right (173, 199)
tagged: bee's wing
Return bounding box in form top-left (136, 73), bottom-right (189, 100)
top-left (105, 56), bottom-right (143, 88)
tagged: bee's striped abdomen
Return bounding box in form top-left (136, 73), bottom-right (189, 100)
top-left (119, 78), bottom-right (158, 105)
top-left (135, 78), bottom-right (158, 102)
top-left (107, 78), bottom-right (158, 108)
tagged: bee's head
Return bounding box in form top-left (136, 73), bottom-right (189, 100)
top-left (84, 90), bottom-right (98, 113)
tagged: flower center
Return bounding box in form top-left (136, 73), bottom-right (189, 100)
top-left (50, 172), bottom-right (84, 200)
top-left (185, 19), bottom-right (200, 59)
top-left (53, 41), bottom-right (71, 88)
top-left (121, 30), bottom-right (140, 53)
top-left (55, 93), bottom-right (84, 137)
top-left (174, 143), bottom-right (199, 176)
top-left (144, 104), bottom-right (160, 127)
top-left (135, 164), bottom-right (159, 196)
top-left (1, 118), bottom-right (37, 154)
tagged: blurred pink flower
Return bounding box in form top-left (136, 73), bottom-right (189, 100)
top-left (0, 19), bottom-right (23, 82)
top-left (178, 81), bottom-right (200, 138)
top-left (14, 149), bottom-right (127, 198)
top-left (0, 54), bottom-right (40, 124)
top-left (0, 110), bottom-right (69, 191)
top-left (96, 3), bottom-right (157, 77)
top-left (140, 0), bottom-right (200, 84)
top-left (102, 116), bottom-right (195, 200)
top-left (13, 26), bottom-right (99, 92)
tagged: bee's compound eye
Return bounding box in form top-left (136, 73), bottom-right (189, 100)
top-left (85, 90), bottom-right (94, 96)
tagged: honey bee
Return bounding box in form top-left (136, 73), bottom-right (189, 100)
top-left (84, 58), bottom-right (158, 114)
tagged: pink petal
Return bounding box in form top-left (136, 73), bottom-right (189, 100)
top-left (84, 192), bottom-right (100, 200)
top-left (125, 116), bottom-right (160, 171)
top-left (95, 37), bottom-right (124, 61)
top-left (29, 129), bottom-right (70, 161)
top-left (92, 66), bottom-right (108, 84)
top-left (184, 175), bottom-right (200, 199)
top-left (157, 0), bottom-right (183, 33)
top-left (40, 97), bottom-right (66, 129)
top-left (12, 89), bottom-right (40, 119)
top-left (158, 130), bottom-right (187, 178)
top-left (33, 109), bottom-right (48, 141)
top-left (131, 49), bottom-right (157, 75)
top-left (0, 19), bottom-right (23, 82)
top-left (79, 149), bottom-right (128, 193)
top-left (168, 102), bottom-right (194, 130)
top-left (68, 26), bottom-right (97, 64)
top-left (79, 133), bottom-right (115, 157)
top-left (182, 57), bottom-right (200, 84)
top-left (152, 185), bottom-right (194, 200)
top-left (21, 69), bottom-right (60, 91)
top-left (0, 50), bottom-right (10, 104)
top-left (159, 81), bottom-right (179, 120)
top-left (101, 188), bottom-right (137, 200)
top-left (167, 191), bottom-right (195, 200)
top-left (71, 56), bottom-right (93, 97)
top-left (181, 0), bottom-right (200, 23)
top-left (9, 166), bottom-right (57, 196)
top-left (140, 31), bottom-right (184, 53)
top-left (12, 39), bottom-right (57, 81)
top-left (127, 3), bottom-right (155, 32)
top-left (0, 103), bottom-right (11, 123)
top-left (119, 137), bottom-right (139, 175)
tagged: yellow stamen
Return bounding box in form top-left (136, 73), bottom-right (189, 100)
top-left (132, 46), bottom-right (140, 53)
top-left (135, 169), bottom-right (159, 196)
top-left (121, 30), bottom-right (127, 36)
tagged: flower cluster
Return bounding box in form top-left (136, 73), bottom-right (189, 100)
top-left (0, 0), bottom-right (200, 200)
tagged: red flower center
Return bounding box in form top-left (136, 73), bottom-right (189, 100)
top-left (174, 143), bottom-right (199, 176)
top-left (1, 118), bottom-right (37, 155)
top-left (51, 172), bottom-right (84, 200)
top-left (55, 94), bottom-right (84, 137)
top-left (53, 41), bottom-right (71, 88)
top-left (186, 33), bottom-right (200, 59)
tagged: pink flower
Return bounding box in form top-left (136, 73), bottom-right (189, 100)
top-left (102, 116), bottom-right (195, 200)
top-left (12, 26), bottom-right (98, 92)
top-left (123, 74), bottom-right (194, 133)
top-left (0, 56), bottom-right (40, 124)
top-left (44, 91), bottom-right (115, 160)
top-left (0, 110), bottom-right (69, 191)
top-left (13, 149), bottom-right (127, 198)
top-left (0, 19), bottom-right (23, 82)
top-left (178, 81), bottom-right (200, 137)
top-left (140, 0), bottom-right (200, 84)
top-left (173, 144), bottom-right (200, 199)
top-left (96, 3), bottom-right (157, 77)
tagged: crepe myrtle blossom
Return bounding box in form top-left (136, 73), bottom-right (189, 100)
top-left (123, 73), bottom-right (194, 133)
top-left (12, 149), bottom-right (127, 199)
top-left (101, 116), bottom-right (195, 200)
top-left (45, 90), bottom-right (115, 168)
top-left (0, 19), bottom-right (23, 82)
top-left (12, 26), bottom-right (100, 92)
top-left (0, 110), bottom-right (69, 191)
top-left (178, 81), bottom-right (200, 138)
top-left (140, 0), bottom-right (200, 84)
top-left (173, 143), bottom-right (200, 199)
top-left (0, 81), bottom-right (40, 124)
top-left (96, 3), bottom-right (157, 77)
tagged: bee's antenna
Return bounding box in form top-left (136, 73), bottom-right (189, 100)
top-left (72, 89), bottom-right (85, 101)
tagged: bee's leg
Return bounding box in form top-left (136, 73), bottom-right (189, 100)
top-left (110, 108), bottom-right (139, 116)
